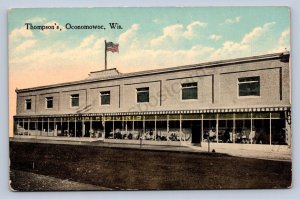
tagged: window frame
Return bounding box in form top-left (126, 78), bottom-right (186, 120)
top-left (25, 99), bottom-right (32, 110)
top-left (181, 82), bottom-right (198, 100)
top-left (136, 87), bottom-right (150, 103)
top-left (45, 96), bottom-right (54, 109)
top-left (100, 91), bottom-right (111, 106)
top-left (237, 76), bottom-right (260, 98)
top-left (70, 94), bottom-right (80, 108)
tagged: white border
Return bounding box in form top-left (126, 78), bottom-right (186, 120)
top-left (1, 1), bottom-right (299, 199)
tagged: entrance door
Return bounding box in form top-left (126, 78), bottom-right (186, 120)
top-left (191, 121), bottom-right (201, 144)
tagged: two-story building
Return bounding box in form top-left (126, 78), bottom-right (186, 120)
top-left (13, 52), bottom-right (291, 147)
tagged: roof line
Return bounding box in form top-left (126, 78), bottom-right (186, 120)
top-left (16, 52), bottom-right (287, 93)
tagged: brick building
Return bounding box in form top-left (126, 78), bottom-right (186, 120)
top-left (13, 52), bottom-right (291, 146)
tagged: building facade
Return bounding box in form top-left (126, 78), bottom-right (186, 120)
top-left (13, 52), bottom-right (291, 146)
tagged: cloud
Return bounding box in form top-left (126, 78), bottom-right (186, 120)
top-left (40, 21), bottom-right (65, 35)
top-left (209, 34), bottom-right (222, 41)
top-left (150, 21), bottom-right (207, 46)
top-left (269, 28), bottom-right (290, 53)
top-left (210, 22), bottom-right (276, 60)
top-left (183, 21), bottom-right (208, 38)
top-left (80, 35), bottom-right (96, 48)
top-left (118, 24), bottom-right (139, 44)
top-left (241, 22), bottom-right (275, 44)
top-left (150, 24), bottom-right (183, 46)
top-left (25, 17), bottom-right (47, 23)
top-left (15, 39), bottom-right (37, 52)
top-left (93, 38), bottom-right (106, 49)
top-left (10, 27), bottom-right (33, 41)
top-left (221, 16), bottom-right (241, 25)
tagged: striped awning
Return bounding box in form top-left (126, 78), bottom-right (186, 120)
top-left (14, 106), bottom-right (291, 118)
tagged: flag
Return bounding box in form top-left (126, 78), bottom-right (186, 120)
top-left (106, 42), bottom-right (119, 53)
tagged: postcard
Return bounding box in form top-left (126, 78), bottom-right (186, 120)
top-left (9, 7), bottom-right (291, 191)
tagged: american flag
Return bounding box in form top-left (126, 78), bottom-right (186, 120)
top-left (106, 42), bottom-right (119, 53)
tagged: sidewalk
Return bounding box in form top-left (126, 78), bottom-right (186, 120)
top-left (10, 137), bottom-right (291, 161)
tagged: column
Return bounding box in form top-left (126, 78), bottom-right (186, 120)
top-left (54, 118), bottom-right (57, 136)
top-left (112, 117), bottom-right (115, 139)
top-left (154, 115), bottom-right (157, 141)
top-left (61, 117), bottom-right (63, 136)
top-left (250, 112), bottom-right (253, 144)
top-left (167, 115), bottom-right (169, 140)
top-left (67, 118), bottom-right (70, 137)
top-left (201, 114), bottom-right (204, 143)
top-left (90, 119), bottom-right (92, 138)
top-left (41, 118), bottom-right (43, 136)
top-left (27, 119), bottom-right (30, 136)
top-left (22, 119), bottom-right (25, 136)
top-left (75, 117), bottom-right (77, 137)
top-left (47, 118), bottom-right (49, 136)
top-left (216, 114), bottom-right (219, 143)
top-left (143, 116), bottom-right (145, 137)
top-left (179, 114), bottom-right (182, 144)
top-left (125, 117), bottom-right (128, 134)
top-left (285, 111), bottom-right (291, 147)
top-left (269, 112), bottom-right (272, 145)
top-left (82, 120), bottom-right (85, 138)
top-left (233, 113), bottom-right (236, 144)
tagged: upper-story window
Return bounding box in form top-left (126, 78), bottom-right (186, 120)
top-left (45, 97), bottom-right (53, 109)
top-left (137, 87), bottom-right (149, 103)
top-left (100, 91), bottom-right (110, 105)
top-left (182, 82), bottom-right (198, 100)
top-left (70, 94), bottom-right (79, 107)
top-left (238, 76), bottom-right (260, 97)
top-left (25, 99), bottom-right (32, 110)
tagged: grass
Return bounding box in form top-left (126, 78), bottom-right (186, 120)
top-left (9, 141), bottom-right (292, 190)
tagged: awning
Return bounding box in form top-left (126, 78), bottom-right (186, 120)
top-left (14, 106), bottom-right (291, 118)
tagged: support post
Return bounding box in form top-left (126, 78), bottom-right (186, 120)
top-left (75, 117), bottom-right (77, 137)
top-left (154, 115), bottom-right (157, 141)
top-left (112, 117), bottom-right (115, 139)
top-left (201, 114), bottom-right (204, 145)
top-left (250, 112), bottom-right (253, 144)
top-left (47, 118), bottom-right (49, 136)
top-left (27, 119), bottom-right (30, 136)
top-left (233, 113), bottom-right (236, 144)
top-left (216, 114), bottom-right (219, 143)
top-left (67, 118), bottom-right (70, 137)
top-left (179, 114), bottom-right (182, 144)
top-left (270, 112), bottom-right (272, 145)
top-left (41, 118), bottom-right (43, 136)
top-left (167, 115), bottom-right (169, 141)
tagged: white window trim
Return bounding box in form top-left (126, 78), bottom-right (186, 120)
top-left (70, 94), bottom-right (80, 108)
top-left (136, 87), bottom-right (150, 104)
top-left (237, 76), bottom-right (261, 99)
top-left (45, 97), bottom-right (54, 109)
top-left (25, 99), bottom-right (32, 110)
top-left (181, 82), bottom-right (198, 101)
top-left (100, 91), bottom-right (111, 106)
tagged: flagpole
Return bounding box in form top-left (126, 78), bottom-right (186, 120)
top-left (104, 40), bottom-right (107, 70)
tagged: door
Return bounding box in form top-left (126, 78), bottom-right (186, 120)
top-left (191, 121), bottom-right (201, 144)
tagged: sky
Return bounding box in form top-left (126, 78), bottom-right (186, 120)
top-left (8, 7), bottom-right (290, 136)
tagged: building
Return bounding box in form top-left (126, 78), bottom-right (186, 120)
top-left (13, 52), bottom-right (291, 147)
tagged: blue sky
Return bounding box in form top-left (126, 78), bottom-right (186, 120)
top-left (9, 7), bottom-right (290, 77)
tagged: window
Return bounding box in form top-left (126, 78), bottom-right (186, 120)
top-left (182, 82), bottom-right (198, 100)
top-left (100, 91), bottom-right (110, 105)
top-left (25, 99), bottom-right (31, 110)
top-left (70, 94), bottom-right (79, 107)
top-left (137, 87), bottom-right (149, 103)
top-left (238, 76), bottom-right (260, 97)
top-left (46, 97), bottom-right (53, 109)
